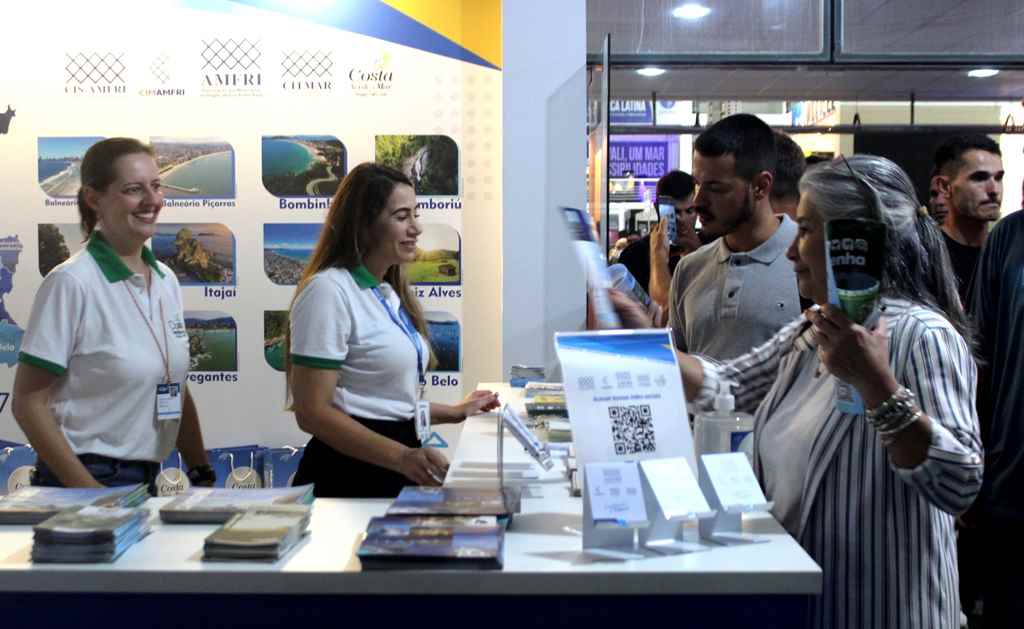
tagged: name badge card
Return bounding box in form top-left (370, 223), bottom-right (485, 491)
top-left (584, 461), bottom-right (649, 528)
top-left (555, 329), bottom-right (697, 472)
top-left (156, 383), bottom-right (183, 421)
top-left (415, 400), bottom-right (431, 442)
top-left (698, 453), bottom-right (769, 512)
top-left (639, 457), bottom-right (713, 520)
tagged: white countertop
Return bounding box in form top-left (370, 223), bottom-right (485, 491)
top-left (0, 383), bottom-right (821, 595)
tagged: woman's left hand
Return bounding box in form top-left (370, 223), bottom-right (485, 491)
top-left (459, 390), bottom-right (500, 418)
top-left (810, 305), bottom-right (896, 397)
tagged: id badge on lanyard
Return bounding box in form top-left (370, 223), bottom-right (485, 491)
top-left (373, 287), bottom-right (430, 442)
top-left (124, 282), bottom-right (182, 422)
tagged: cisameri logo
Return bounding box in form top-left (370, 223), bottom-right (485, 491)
top-left (140, 52), bottom-right (185, 97)
top-left (65, 52), bottom-right (126, 94)
top-left (201, 38), bottom-right (262, 95)
top-left (281, 49), bottom-right (333, 91)
top-left (150, 53), bottom-right (172, 85)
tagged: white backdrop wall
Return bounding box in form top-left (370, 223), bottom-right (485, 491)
top-left (0, 0), bottom-right (504, 450)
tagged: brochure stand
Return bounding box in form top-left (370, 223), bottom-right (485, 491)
top-left (697, 453), bottom-right (773, 545)
top-left (495, 410), bottom-right (523, 515)
top-left (581, 462), bottom-right (652, 559)
top-left (637, 457), bottom-right (716, 555)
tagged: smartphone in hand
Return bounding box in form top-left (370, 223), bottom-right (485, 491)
top-left (656, 196), bottom-right (677, 245)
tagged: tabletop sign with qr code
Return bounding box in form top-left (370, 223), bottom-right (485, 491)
top-left (584, 461), bottom-right (649, 527)
top-left (554, 330), bottom-right (697, 472)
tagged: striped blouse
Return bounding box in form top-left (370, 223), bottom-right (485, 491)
top-left (692, 298), bottom-right (983, 629)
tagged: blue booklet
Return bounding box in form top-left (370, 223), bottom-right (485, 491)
top-left (0, 484), bottom-right (149, 525)
top-left (357, 515), bottom-right (504, 571)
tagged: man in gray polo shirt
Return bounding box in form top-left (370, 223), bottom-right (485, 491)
top-left (669, 114), bottom-right (801, 360)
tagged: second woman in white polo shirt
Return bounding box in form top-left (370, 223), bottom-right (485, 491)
top-left (287, 162), bottom-right (498, 498)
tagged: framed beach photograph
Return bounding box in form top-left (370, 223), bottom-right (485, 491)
top-left (151, 137), bottom-right (235, 198)
top-left (261, 135), bottom-right (347, 197)
top-left (184, 311), bottom-right (238, 372)
top-left (375, 135), bottom-right (459, 196)
top-left (38, 223), bottom-right (86, 277)
top-left (37, 137), bottom-right (104, 198)
top-left (152, 223), bottom-right (236, 286)
top-left (263, 310), bottom-right (288, 372)
top-left (263, 223), bottom-right (321, 285)
top-left (409, 223), bottom-right (461, 285)
top-left (425, 311), bottom-right (460, 372)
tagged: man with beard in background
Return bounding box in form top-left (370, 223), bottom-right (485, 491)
top-left (668, 114), bottom-right (801, 360)
top-left (933, 135), bottom-right (1004, 308)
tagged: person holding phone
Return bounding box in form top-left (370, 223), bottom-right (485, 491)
top-left (617, 170), bottom-right (699, 311)
top-left (286, 163), bottom-right (499, 498)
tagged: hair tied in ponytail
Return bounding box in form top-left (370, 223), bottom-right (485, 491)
top-left (917, 205), bottom-right (929, 218)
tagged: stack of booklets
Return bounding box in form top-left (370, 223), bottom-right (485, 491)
top-left (203, 504), bottom-right (311, 562)
top-left (386, 486), bottom-right (519, 527)
top-left (0, 484), bottom-right (150, 525)
top-left (357, 515), bottom-right (504, 571)
top-left (159, 484), bottom-right (314, 523)
top-left (31, 506), bottom-right (151, 563)
top-left (509, 365), bottom-right (545, 387)
top-left (523, 383), bottom-right (568, 420)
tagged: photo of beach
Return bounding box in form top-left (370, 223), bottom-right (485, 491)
top-left (263, 310), bottom-right (288, 372)
top-left (151, 137), bottom-right (235, 198)
top-left (375, 135), bottom-right (459, 196)
top-left (38, 137), bottom-right (104, 198)
top-left (263, 223), bottom-right (322, 285)
top-left (425, 311), bottom-right (460, 372)
top-left (184, 311), bottom-right (237, 372)
top-left (409, 223), bottom-right (461, 285)
top-left (262, 135), bottom-right (347, 197)
top-left (152, 223), bottom-right (235, 286)
top-left (38, 223), bottom-right (86, 276)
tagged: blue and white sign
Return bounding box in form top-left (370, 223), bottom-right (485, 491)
top-left (609, 99), bottom-right (654, 125)
top-left (609, 139), bottom-right (670, 178)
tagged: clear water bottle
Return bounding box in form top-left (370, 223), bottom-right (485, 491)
top-left (607, 263), bottom-right (652, 310)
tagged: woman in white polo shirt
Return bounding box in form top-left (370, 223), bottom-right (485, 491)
top-left (12, 137), bottom-right (214, 492)
top-left (287, 163), bottom-right (499, 498)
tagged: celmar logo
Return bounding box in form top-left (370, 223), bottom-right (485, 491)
top-left (201, 38), bottom-right (262, 96)
top-left (65, 52), bottom-right (126, 95)
top-left (349, 52), bottom-right (393, 97)
top-left (281, 49), bottom-right (333, 91)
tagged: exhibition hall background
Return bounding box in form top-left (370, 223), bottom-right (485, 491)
top-left (0, 0), bottom-right (589, 452)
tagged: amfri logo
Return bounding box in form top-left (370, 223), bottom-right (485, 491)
top-left (201, 38), bottom-right (262, 96)
top-left (349, 52), bottom-right (394, 96)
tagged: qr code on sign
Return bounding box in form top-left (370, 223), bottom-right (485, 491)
top-left (608, 405), bottom-right (656, 455)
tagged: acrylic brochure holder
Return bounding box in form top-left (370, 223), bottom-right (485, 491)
top-left (697, 452), bottom-right (773, 545)
top-left (581, 461), bottom-right (650, 559)
top-left (637, 457), bottom-right (716, 554)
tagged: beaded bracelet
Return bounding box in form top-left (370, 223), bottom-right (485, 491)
top-left (866, 386), bottom-right (915, 427)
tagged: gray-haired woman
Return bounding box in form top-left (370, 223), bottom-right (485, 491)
top-left (615, 154), bottom-right (982, 629)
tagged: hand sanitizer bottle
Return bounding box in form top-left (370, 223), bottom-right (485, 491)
top-left (693, 381), bottom-right (755, 463)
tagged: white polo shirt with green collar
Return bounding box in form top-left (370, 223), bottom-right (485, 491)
top-left (18, 231), bottom-right (189, 462)
top-left (289, 265), bottom-right (428, 422)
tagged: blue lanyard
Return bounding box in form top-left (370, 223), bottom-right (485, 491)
top-left (372, 287), bottom-right (426, 388)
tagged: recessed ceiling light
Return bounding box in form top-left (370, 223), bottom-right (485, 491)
top-left (636, 67), bottom-right (666, 77)
top-left (672, 3), bottom-right (712, 20)
top-left (967, 68), bottom-right (1000, 78)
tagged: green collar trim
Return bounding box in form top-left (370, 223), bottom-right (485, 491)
top-left (351, 265), bottom-right (380, 289)
top-left (86, 231), bottom-right (165, 283)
